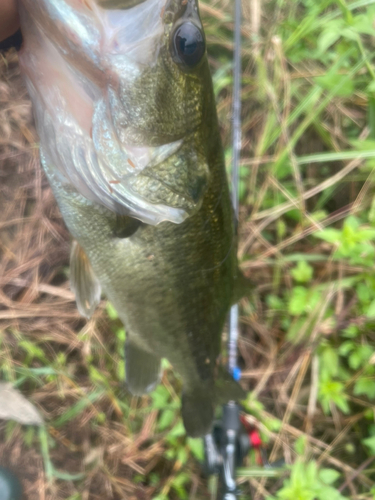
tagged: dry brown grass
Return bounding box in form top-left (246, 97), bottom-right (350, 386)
top-left (1, 0), bottom-right (375, 497)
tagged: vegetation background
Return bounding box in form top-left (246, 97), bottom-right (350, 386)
top-left (1, 0), bottom-right (375, 498)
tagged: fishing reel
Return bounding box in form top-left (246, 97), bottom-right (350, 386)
top-left (204, 402), bottom-right (283, 500)
top-left (204, 402), bottom-right (248, 499)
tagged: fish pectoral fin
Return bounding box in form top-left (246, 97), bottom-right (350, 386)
top-left (214, 365), bottom-right (246, 405)
top-left (181, 385), bottom-right (214, 438)
top-left (70, 240), bottom-right (101, 319)
top-left (125, 339), bottom-right (161, 396)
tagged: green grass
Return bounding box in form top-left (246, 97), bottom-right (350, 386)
top-left (2, 0), bottom-right (375, 498)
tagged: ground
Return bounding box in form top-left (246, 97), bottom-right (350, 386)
top-left (1, 0), bottom-right (375, 499)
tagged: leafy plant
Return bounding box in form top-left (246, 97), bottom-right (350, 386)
top-left (267, 459), bottom-right (349, 500)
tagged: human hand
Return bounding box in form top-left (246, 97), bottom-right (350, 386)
top-left (0, 0), bottom-right (19, 42)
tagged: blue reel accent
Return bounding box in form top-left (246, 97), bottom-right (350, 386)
top-left (232, 367), bottom-right (242, 382)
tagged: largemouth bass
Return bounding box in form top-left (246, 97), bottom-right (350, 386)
top-left (18, 0), bottom-right (245, 436)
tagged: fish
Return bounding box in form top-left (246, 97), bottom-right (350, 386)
top-left (17, 0), bottom-right (245, 437)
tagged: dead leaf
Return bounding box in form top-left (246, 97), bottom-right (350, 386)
top-left (0, 383), bottom-right (43, 426)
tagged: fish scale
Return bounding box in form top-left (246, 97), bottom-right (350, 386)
top-left (19, 0), bottom-right (245, 436)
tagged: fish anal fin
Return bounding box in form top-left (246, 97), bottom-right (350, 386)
top-left (70, 240), bottom-right (101, 319)
top-left (125, 339), bottom-right (161, 396)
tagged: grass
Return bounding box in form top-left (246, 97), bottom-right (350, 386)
top-left (1, 0), bottom-right (375, 498)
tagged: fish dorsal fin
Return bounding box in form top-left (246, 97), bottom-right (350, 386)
top-left (70, 240), bottom-right (102, 319)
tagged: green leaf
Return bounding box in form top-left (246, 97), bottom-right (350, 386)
top-left (187, 437), bottom-right (204, 461)
top-left (349, 345), bottom-right (373, 370)
top-left (150, 386), bottom-right (171, 409)
top-left (164, 448), bottom-right (175, 460)
top-left (291, 261), bottom-right (313, 283)
top-left (267, 294), bottom-right (284, 310)
top-left (304, 461), bottom-right (319, 485)
top-left (354, 377), bottom-right (375, 399)
top-left (353, 12), bottom-right (375, 35)
top-left (362, 436), bottom-right (375, 455)
top-left (157, 409), bottom-right (175, 431)
top-left (277, 219), bottom-right (287, 239)
top-left (338, 341), bottom-right (354, 357)
top-left (172, 472), bottom-right (189, 487)
top-left (320, 347), bottom-right (339, 379)
top-left (23, 427), bottom-right (35, 447)
top-left (116, 360), bottom-right (125, 381)
top-left (314, 228), bottom-right (341, 244)
top-left (344, 215), bottom-right (360, 231)
top-left (318, 468), bottom-right (340, 485)
top-left (334, 395), bottom-right (350, 414)
top-left (106, 302), bottom-right (118, 320)
top-left (316, 23), bottom-right (342, 54)
top-left (315, 73), bottom-right (354, 97)
top-left (367, 299), bottom-right (375, 318)
top-left (294, 435), bottom-right (308, 456)
top-left (288, 286), bottom-right (308, 315)
top-left (264, 416), bottom-right (282, 432)
top-left (319, 379), bottom-right (349, 415)
top-left (53, 390), bottom-right (104, 427)
top-left (168, 419), bottom-right (185, 438)
top-left (357, 283), bottom-right (372, 305)
top-left (177, 447), bottom-right (188, 465)
top-left (171, 472), bottom-right (190, 499)
top-left (53, 470), bottom-right (85, 481)
top-left (369, 196), bottom-right (375, 223)
top-left (342, 325), bottom-right (359, 338)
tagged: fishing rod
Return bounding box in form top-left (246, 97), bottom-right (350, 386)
top-left (203, 2), bottom-right (284, 498)
top-left (217, 0), bottom-right (243, 494)
top-left (228, 0), bottom-right (242, 381)
top-left (203, 0), bottom-right (246, 497)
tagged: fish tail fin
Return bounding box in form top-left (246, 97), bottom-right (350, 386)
top-left (214, 366), bottom-right (246, 405)
top-left (181, 385), bottom-right (214, 437)
top-left (181, 369), bottom-right (245, 437)
top-left (125, 339), bottom-right (161, 396)
top-left (70, 240), bottom-right (101, 319)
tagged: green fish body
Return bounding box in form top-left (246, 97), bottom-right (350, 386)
top-left (18, 0), bottom-right (244, 436)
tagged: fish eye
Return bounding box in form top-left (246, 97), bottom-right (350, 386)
top-left (172, 22), bottom-right (206, 68)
